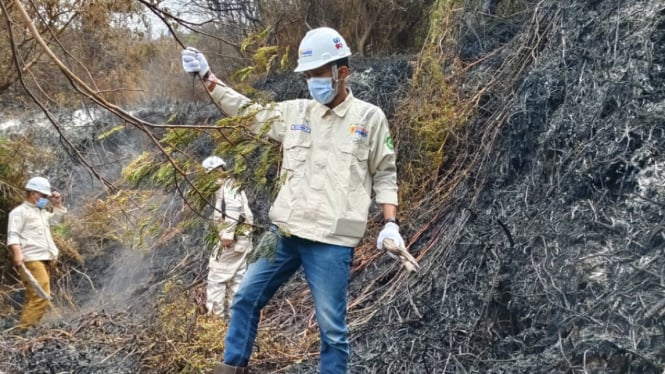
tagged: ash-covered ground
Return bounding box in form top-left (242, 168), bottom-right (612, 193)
top-left (350, 1), bottom-right (665, 373)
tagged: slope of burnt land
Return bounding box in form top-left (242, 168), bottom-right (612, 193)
top-left (351, 1), bottom-right (665, 373)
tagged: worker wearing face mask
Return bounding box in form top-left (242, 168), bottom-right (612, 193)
top-left (6, 176), bottom-right (66, 328)
top-left (182, 27), bottom-right (402, 374)
top-left (201, 156), bottom-right (254, 319)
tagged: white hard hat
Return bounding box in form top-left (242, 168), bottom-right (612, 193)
top-left (25, 176), bottom-right (52, 196)
top-left (294, 27), bottom-right (352, 73)
top-left (202, 156), bottom-right (226, 173)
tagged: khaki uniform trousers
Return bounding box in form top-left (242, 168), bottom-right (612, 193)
top-left (207, 236), bottom-right (252, 317)
top-left (19, 260), bottom-right (51, 327)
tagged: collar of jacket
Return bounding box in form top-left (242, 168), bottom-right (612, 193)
top-left (315, 89), bottom-right (354, 118)
top-left (22, 201), bottom-right (39, 209)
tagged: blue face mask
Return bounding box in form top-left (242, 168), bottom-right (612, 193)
top-left (307, 77), bottom-right (337, 104)
top-left (36, 197), bottom-right (49, 209)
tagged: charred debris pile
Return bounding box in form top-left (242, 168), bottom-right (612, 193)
top-left (352, 1), bottom-right (665, 373)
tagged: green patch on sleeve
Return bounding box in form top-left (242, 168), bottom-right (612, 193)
top-left (385, 135), bottom-right (394, 151)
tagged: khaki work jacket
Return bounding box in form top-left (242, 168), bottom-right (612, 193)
top-left (6, 202), bottom-right (66, 262)
top-left (213, 178), bottom-right (254, 241)
top-left (210, 84), bottom-right (398, 247)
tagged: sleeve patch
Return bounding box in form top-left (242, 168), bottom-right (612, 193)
top-left (385, 135), bottom-right (394, 151)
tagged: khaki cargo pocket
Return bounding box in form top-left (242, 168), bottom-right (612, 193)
top-left (283, 144), bottom-right (310, 177)
top-left (333, 217), bottom-right (368, 238)
top-left (339, 143), bottom-right (370, 188)
top-left (283, 131), bottom-right (312, 174)
top-left (233, 236), bottom-right (252, 253)
top-left (278, 141), bottom-right (311, 209)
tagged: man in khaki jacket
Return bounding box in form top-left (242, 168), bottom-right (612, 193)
top-left (202, 156), bottom-right (254, 318)
top-left (7, 176), bottom-right (66, 328)
top-left (183, 27), bottom-right (404, 374)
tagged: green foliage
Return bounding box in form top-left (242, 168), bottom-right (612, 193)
top-left (149, 282), bottom-right (226, 372)
top-left (51, 222), bottom-right (70, 238)
top-left (240, 27), bottom-right (270, 52)
top-left (246, 226), bottom-right (291, 264)
top-left (251, 231), bottom-right (279, 263)
top-left (254, 46), bottom-right (280, 74)
top-left (52, 227), bottom-right (83, 265)
top-left (68, 198), bottom-right (123, 247)
top-left (0, 137), bottom-right (23, 203)
top-left (203, 225), bottom-right (220, 252)
top-left (206, 112), bottom-right (282, 195)
top-left (235, 27), bottom-right (290, 81)
top-left (161, 128), bottom-right (199, 148)
top-left (394, 0), bottom-right (470, 201)
top-left (279, 46), bottom-right (291, 70)
top-left (123, 152), bottom-right (159, 183)
top-left (149, 278), bottom-right (318, 372)
top-left (64, 189), bottom-right (174, 256)
top-left (97, 124), bottom-right (126, 140)
top-left (152, 162), bottom-right (175, 185)
top-left (180, 217), bottom-right (203, 232)
top-left (0, 138), bottom-right (25, 289)
top-left (119, 105), bottom-right (282, 254)
top-left (167, 113), bottom-right (179, 124)
top-left (232, 66), bottom-right (256, 82)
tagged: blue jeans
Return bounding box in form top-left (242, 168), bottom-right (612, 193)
top-left (224, 234), bottom-right (354, 373)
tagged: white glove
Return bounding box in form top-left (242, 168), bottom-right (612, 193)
top-left (377, 222), bottom-right (405, 251)
top-left (181, 47), bottom-right (209, 77)
top-left (377, 223), bottom-right (419, 272)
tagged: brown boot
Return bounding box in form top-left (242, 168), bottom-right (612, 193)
top-left (212, 362), bottom-right (248, 374)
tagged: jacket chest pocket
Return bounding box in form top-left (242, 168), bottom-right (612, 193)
top-left (224, 196), bottom-right (243, 215)
top-left (23, 215), bottom-right (44, 232)
top-left (339, 143), bottom-right (370, 188)
top-left (283, 133), bottom-right (312, 176)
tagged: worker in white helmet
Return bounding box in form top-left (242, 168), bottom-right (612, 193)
top-left (201, 156), bottom-right (254, 319)
top-left (6, 176), bottom-right (66, 328)
top-left (183, 27), bottom-right (403, 374)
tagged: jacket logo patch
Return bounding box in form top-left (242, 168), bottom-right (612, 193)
top-left (290, 124), bottom-right (311, 133)
top-left (385, 135), bottom-right (394, 151)
top-left (350, 125), bottom-right (368, 142)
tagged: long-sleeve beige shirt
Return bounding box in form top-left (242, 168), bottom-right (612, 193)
top-left (209, 83), bottom-right (398, 247)
top-left (6, 202), bottom-right (66, 262)
top-left (213, 178), bottom-right (254, 241)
